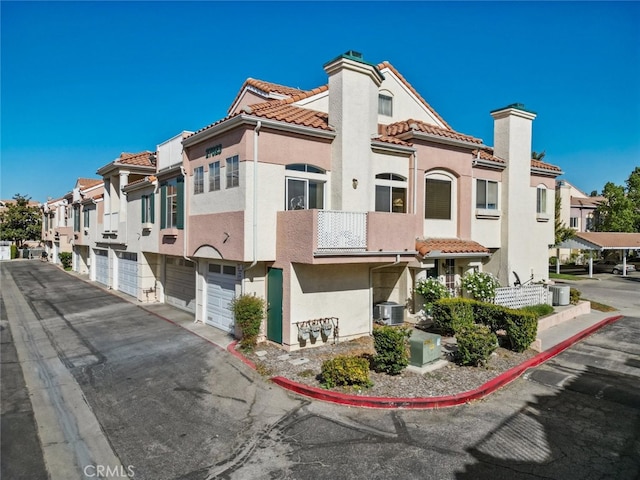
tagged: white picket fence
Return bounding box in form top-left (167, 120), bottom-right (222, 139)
top-left (494, 284), bottom-right (549, 309)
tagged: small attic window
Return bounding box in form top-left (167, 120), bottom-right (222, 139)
top-left (378, 94), bottom-right (393, 116)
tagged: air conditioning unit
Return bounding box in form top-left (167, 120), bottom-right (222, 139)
top-left (373, 301), bottom-right (405, 325)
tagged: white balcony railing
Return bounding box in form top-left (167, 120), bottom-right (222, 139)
top-left (317, 211), bottom-right (367, 252)
top-left (103, 212), bottom-right (119, 233)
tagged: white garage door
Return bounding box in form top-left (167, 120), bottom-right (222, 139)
top-left (94, 249), bottom-right (109, 285)
top-left (117, 252), bottom-right (138, 297)
top-left (205, 263), bottom-right (237, 333)
top-left (165, 257), bottom-right (196, 313)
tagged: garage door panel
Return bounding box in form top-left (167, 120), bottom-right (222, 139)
top-left (165, 259), bottom-right (196, 313)
top-left (95, 250), bottom-right (109, 286)
top-left (205, 269), bottom-right (236, 333)
top-left (117, 252), bottom-right (138, 297)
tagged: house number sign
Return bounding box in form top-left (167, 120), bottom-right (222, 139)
top-left (206, 144), bottom-right (222, 158)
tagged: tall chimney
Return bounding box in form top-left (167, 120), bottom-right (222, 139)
top-left (323, 51), bottom-right (383, 211)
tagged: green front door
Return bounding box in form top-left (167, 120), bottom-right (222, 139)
top-left (266, 267), bottom-right (283, 343)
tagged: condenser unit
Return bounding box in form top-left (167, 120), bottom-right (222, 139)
top-left (373, 301), bottom-right (405, 325)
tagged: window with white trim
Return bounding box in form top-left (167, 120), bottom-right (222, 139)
top-left (537, 186), bottom-right (547, 214)
top-left (476, 179), bottom-right (498, 209)
top-left (226, 155), bottom-right (239, 188)
top-left (375, 173), bottom-right (406, 213)
top-left (209, 161), bottom-right (220, 191)
top-left (378, 94), bottom-right (393, 116)
top-left (194, 166), bottom-right (204, 194)
top-left (285, 164), bottom-right (326, 210)
top-left (570, 217), bottom-right (578, 228)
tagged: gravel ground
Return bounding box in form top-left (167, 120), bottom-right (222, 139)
top-left (244, 328), bottom-right (538, 398)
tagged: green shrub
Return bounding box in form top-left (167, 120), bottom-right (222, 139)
top-left (414, 277), bottom-right (451, 312)
top-left (455, 324), bottom-right (498, 366)
top-left (519, 303), bottom-right (554, 318)
top-left (10, 244), bottom-right (18, 259)
top-left (372, 325), bottom-right (412, 375)
top-left (432, 298), bottom-right (475, 336)
top-left (472, 301), bottom-right (508, 332)
top-left (58, 252), bottom-right (72, 270)
top-left (504, 309), bottom-right (538, 352)
top-left (320, 355), bottom-right (372, 389)
top-left (229, 294), bottom-right (266, 351)
top-left (570, 288), bottom-right (581, 305)
top-left (460, 271), bottom-right (500, 302)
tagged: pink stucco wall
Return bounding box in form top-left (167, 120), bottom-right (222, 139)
top-left (367, 212), bottom-right (420, 251)
top-left (188, 211), bottom-right (245, 260)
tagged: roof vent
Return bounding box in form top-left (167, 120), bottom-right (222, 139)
top-left (345, 50), bottom-right (363, 59)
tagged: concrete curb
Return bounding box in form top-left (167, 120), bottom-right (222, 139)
top-left (230, 315), bottom-right (623, 409)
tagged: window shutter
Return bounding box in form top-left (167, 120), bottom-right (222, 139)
top-left (176, 176), bottom-right (184, 229)
top-left (160, 186), bottom-right (167, 229)
top-left (141, 195), bottom-right (146, 222)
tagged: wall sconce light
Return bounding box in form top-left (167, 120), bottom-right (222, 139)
top-left (352, 178), bottom-right (358, 189)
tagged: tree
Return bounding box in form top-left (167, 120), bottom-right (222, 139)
top-left (593, 182), bottom-right (637, 232)
top-left (0, 194), bottom-right (42, 247)
top-left (626, 167), bottom-right (640, 231)
top-left (554, 193), bottom-right (575, 245)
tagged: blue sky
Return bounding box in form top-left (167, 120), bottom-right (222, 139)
top-left (2, 1), bottom-right (639, 203)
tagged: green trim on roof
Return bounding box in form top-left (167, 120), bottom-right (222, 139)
top-left (323, 50), bottom-right (380, 70)
top-left (490, 103), bottom-right (537, 115)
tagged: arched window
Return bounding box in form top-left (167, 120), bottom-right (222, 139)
top-left (375, 173), bottom-right (407, 213)
top-left (425, 173), bottom-right (453, 220)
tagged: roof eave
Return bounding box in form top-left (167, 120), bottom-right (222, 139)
top-left (371, 140), bottom-right (416, 155)
top-left (398, 131), bottom-right (483, 149)
top-left (531, 166), bottom-right (563, 177)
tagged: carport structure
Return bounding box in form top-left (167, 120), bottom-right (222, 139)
top-left (556, 232), bottom-right (640, 278)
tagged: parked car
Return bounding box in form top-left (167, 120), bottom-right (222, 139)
top-left (625, 257), bottom-right (640, 269)
top-left (587, 260), bottom-right (636, 274)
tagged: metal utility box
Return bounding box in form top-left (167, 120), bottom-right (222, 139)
top-left (409, 331), bottom-right (442, 367)
top-left (373, 301), bottom-right (405, 325)
top-left (549, 285), bottom-right (570, 306)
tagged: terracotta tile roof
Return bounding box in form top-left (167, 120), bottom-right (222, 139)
top-left (377, 62), bottom-right (452, 130)
top-left (471, 148), bottom-right (506, 164)
top-left (382, 119), bottom-right (483, 145)
top-left (125, 175), bottom-right (157, 188)
top-left (116, 151), bottom-right (156, 167)
top-left (571, 196), bottom-right (604, 208)
top-left (77, 178), bottom-right (103, 189)
top-left (228, 78), bottom-right (306, 114)
top-left (416, 238), bottom-right (490, 257)
top-left (531, 158), bottom-right (562, 172)
top-left (373, 135), bottom-right (413, 147)
top-left (574, 232), bottom-right (640, 249)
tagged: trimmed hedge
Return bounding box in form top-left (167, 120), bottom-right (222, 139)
top-left (520, 303), bottom-right (554, 318)
top-left (504, 309), bottom-right (538, 352)
top-left (433, 298), bottom-right (538, 353)
top-left (320, 355), bottom-right (372, 389)
top-left (229, 294), bottom-right (266, 351)
top-left (456, 324), bottom-right (498, 366)
top-left (432, 298), bottom-right (475, 336)
top-left (372, 325), bottom-right (412, 375)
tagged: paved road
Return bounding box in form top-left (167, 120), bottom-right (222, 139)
top-left (2, 261), bottom-right (639, 479)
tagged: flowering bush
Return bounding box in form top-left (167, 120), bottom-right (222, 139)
top-left (414, 277), bottom-right (451, 312)
top-left (460, 271), bottom-right (500, 302)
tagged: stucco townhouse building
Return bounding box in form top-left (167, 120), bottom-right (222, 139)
top-left (44, 51), bottom-right (562, 351)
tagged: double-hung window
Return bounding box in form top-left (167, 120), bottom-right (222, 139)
top-left (194, 166), bottom-right (204, 194)
top-left (425, 178), bottom-right (452, 219)
top-left (160, 177), bottom-right (184, 229)
top-left (226, 155), bottom-right (239, 188)
top-left (83, 207), bottom-right (90, 229)
top-left (536, 187), bottom-right (547, 214)
top-left (375, 173), bottom-right (407, 213)
top-left (285, 164), bottom-right (326, 210)
top-left (141, 194), bottom-right (154, 224)
top-left (570, 217), bottom-right (578, 228)
top-left (476, 179), bottom-right (498, 209)
top-left (73, 205), bottom-right (80, 232)
top-left (209, 161), bottom-right (220, 191)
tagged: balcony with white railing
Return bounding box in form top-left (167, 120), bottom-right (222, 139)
top-left (277, 209), bottom-right (418, 263)
top-left (103, 212), bottom-right (119, 233)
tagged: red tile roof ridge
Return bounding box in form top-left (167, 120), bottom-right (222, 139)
top-left (377, 61), bottom-right (452, 130)
top-left (77, 178), bottom-right (103, 189)
top-left (373, 135), bottom-right (413, 147)
top-left (227, 78), bottom-right (306, 114)
top-left (383, 119), bottom-right (482, 145)
top-left (116, 151), bottom-right (156, 167)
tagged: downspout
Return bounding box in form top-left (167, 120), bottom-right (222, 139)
top-left (413, 150), bottom-right (418, 215)
top-left (244, 120), bottom-right (262, 283)
top-left (369, 254), bottom-right (401, 335)
top-left (180, 165), bottom-right (199, 322)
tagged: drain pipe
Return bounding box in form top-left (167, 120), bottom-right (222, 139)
top-left (413, 150), bottom-right (418, 214)
top-left (180, 165), bottom-right (199, 322)
top-left (244, 121), bottom-right (262, 284)
top-left (369, 254), bottom-right (401, 335)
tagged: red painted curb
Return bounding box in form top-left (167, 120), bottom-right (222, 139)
top-left (262, 315), bottom-right (623, 409)
top-left (227, 340), bottom-right (256, 369)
